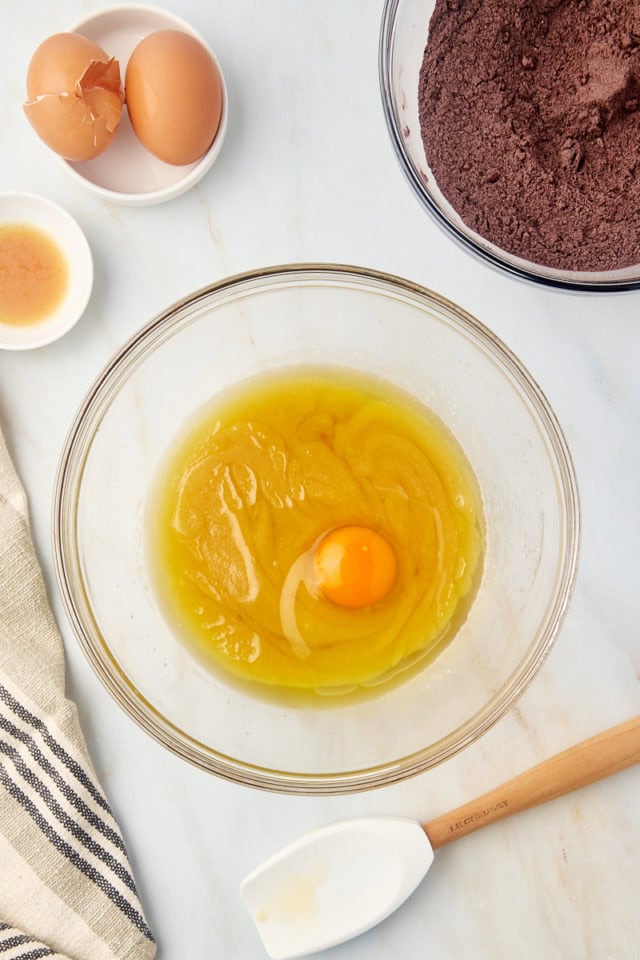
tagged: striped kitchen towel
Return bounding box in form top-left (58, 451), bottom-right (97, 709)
top-left (0, 427), bottom-right (156, 960)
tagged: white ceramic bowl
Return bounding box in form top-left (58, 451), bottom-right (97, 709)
top-left (0, 192), bottom-right (93, 350)
top-left (61, 4), bottom-right (228, 206)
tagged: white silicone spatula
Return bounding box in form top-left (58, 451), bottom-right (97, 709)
top-left (241, 715), bottom-right (640, 959)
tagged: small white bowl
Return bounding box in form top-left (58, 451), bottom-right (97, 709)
top-left (0, 192), bottom-right (93, 351)
top-left (62, 4), bottom-right (228, 206)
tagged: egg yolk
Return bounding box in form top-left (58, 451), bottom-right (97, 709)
top-left (313, 526), bottom-right (397, 609)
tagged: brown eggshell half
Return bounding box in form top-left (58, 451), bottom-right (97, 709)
top-left (24, 32), bottom-right (124, 162)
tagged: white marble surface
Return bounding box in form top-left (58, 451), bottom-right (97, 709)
top-left (1, 1), bottom-right (639, 957)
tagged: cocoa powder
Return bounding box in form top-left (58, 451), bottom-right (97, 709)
top-left (418, 0), bottom-right (640, 272)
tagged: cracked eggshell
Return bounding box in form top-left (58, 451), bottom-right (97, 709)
top-left (24, 33), bottom-right (124, 161)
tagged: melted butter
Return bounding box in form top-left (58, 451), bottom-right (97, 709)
top-left (0, 223), bottom-right (68, 326)
top-left (148, 366), bottom-right (484, 697)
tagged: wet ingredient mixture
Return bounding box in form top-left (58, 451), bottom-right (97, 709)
top-left (149, 367), bottom-right (483, 694)
top-left (419, 0), bottom-right (640, 272)
top-left (0, 223), bottom-right (68, 326)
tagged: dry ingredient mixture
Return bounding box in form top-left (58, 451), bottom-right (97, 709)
top-left (419, 0), bottom-right (640, 272)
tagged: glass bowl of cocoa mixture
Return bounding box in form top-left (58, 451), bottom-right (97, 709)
top-left (380, 0), bottom-right (640, 292)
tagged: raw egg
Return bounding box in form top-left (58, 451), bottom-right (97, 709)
top-left (150, 368), bottom-right (484, 691)
top-left (125, 30), bottom-right (223, 166)
top-left (314, 526), bottom-right (398, 609)
top-left (24, 33), bottom-right (124, 161)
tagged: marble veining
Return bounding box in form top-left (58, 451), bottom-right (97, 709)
top-left (0, 1), bottom-right (639, 958)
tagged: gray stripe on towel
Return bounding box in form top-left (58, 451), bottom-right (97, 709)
top-left (8, 950), bottom-right (53, 960)
top-left (0, 760), bottom-right (154, 941)
top-left (0, 684), bottom-right (112, 814)
top-left (0, 712), bottom-right (126, 854)
top-left (0, 739), bottom-right (137, 895)
top-left (0, 933), bottom-right (32, 951)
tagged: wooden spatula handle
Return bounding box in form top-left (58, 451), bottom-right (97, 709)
top-left (424, 715), bottom-right (640, 850)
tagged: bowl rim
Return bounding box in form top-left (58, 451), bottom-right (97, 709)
top-left (53, 263), bottom-right (581, 795)
top-left (379, 0), bottom-right (640, 293)
top-left (60, 3), bottom-right (228, 207)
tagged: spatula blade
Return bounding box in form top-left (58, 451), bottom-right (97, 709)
top-left (241, 817), bottom-right (434, 959)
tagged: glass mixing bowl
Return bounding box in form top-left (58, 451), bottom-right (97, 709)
top-left (380, 0), bottom-right (640, 292)
top-left (54, 265), bottom-right (579, 794)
